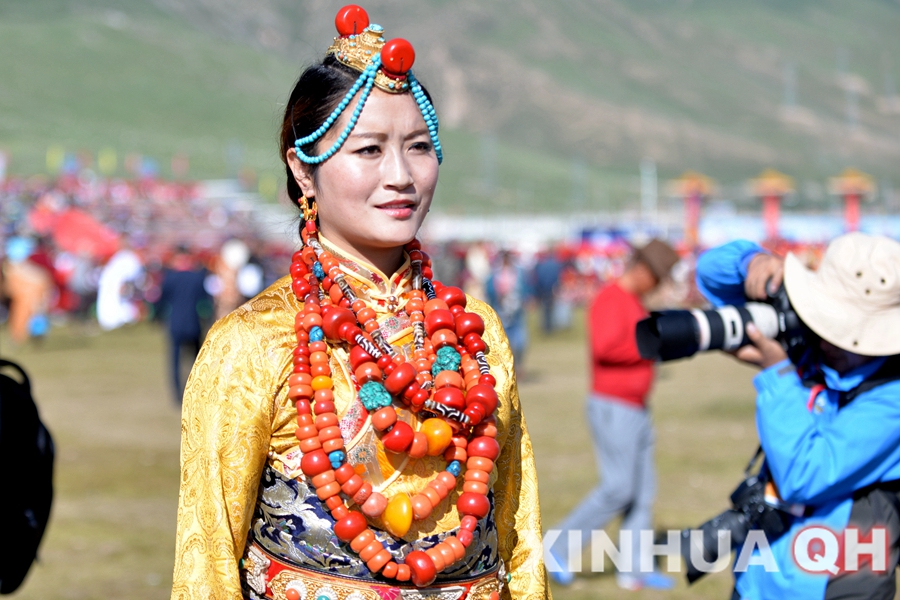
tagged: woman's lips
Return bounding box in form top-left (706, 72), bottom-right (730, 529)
top-left (377, 201), bottom-right (416, 219)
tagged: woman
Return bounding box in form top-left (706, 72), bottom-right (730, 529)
top-left (171, 6), bottom-right (549, 600)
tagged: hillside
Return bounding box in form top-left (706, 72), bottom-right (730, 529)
top-left (3, 0), bottom-right (900, 213)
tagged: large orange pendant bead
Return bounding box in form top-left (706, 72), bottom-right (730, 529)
top-left (421, 418), bottom-right (453, 456)
top-left (382, 492), bottom-right (413, 538)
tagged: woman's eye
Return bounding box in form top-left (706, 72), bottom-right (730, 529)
top-left (411, 141), bottom-right (433, 152)
top-left (355, 145), bottom-right (381, 155)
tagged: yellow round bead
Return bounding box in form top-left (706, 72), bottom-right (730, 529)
top-left (382, 493), bottom-right (413, 538)
top-left (311, 375), bottom-right (333, 391)
top-left (421, 418), bottom-right (453, 457)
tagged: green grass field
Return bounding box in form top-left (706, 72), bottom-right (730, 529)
top-left (1, 309), bottom-right (773, 599)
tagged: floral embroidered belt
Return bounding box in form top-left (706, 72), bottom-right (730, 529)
top-left (242, 540), bottom-right (505, 600)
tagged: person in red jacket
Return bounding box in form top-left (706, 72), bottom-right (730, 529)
top-left (548, 239), bottom-right (679, 591)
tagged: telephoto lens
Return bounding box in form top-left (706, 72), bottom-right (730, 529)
top-left (636, 303), bottom-right (780, 362)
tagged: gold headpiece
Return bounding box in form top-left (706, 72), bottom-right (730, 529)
top-left (294, 5), bottom-right (442, 165)
top-left (326, 5), bottom-right (414, 94)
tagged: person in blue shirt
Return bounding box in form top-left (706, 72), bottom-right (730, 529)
top-left (695, 233), bottom-right (900, 600)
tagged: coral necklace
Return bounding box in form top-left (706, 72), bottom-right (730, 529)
top-left (288, 219), bottom-right (500, 589)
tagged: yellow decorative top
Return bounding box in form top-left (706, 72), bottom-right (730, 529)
top-left (170, 248), bottom-right (550, 600)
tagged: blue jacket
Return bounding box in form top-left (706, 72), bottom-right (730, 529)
top-left (696, 241), bottom-right (900, 600)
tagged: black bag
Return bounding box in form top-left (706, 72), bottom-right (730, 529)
top-left (0, 359), bottom-right (55, 594)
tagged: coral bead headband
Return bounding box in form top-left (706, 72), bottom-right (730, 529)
top-left (294, 4), bottom-right (443, 165)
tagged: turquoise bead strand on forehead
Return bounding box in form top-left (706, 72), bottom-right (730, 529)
top-left (293, 57), bottom-right (444, 165)
top-left (407, 71), bottom-right (443, 165)
top-left (294, 57), bottom-right (381, 164)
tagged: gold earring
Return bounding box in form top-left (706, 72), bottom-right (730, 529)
top-left (299, 195), bottom-right (317, 222)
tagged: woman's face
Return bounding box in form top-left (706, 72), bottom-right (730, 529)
top-left (289, 89), bottom-right (438, 269)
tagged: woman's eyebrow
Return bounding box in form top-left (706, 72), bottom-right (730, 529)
top-left (348, 131), bottom-right (387, 140)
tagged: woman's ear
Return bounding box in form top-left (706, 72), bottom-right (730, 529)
top-left (286, 148), bottom-right (315, 198)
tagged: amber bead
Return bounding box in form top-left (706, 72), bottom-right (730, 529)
top-left (382, 493), bottom-right (413, 537)
top-left (421, 418), bottom-right (453, 456)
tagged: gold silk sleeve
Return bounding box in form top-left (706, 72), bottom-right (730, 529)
top-left (171, 301), bottom-right (292, 600)
top-left (467, 297), bottom-right (551, 600)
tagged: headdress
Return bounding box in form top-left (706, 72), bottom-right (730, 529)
top-left (294, 5), bottom-right (443, 165)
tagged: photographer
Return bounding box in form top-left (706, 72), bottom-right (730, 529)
top-left (695, 234), bottom-right (900, 600)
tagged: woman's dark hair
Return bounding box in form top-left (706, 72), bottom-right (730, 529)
top-left (280, 55), bottom-right (435, 211)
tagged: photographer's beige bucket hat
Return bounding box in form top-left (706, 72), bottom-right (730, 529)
top-left (784, 232), bottom-right (900, 356)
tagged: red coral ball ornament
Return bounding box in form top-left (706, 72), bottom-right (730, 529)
top-left (335, 4), bottom-right (369, 37)
top-left (457, 492), bottom-right (490, 519)
top-left (468, 436), bottom-right (500, 461)
top-left (321, 306), bottom-right (356, 341)
top-left (382, 421), bottom-right (415, 453)
top-left (465, 384), bottom-right (498, 416)
top-left (300, 449), bottom-right (332, 477)
top-left (455, 312), bottom-right (485, 338)
top-left (334, 511), bottom-right (368, 542)
top-left (380, 38), bottom-right (416, 76)
top-left (433, 387), bottom-right (466, 412)
top-left (437, 285), bottom-right (467, 308)
top-left (405, 550), bottom-right (437, 587)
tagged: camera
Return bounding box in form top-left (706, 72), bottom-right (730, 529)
top-left (679, 462), bottom-right (794, 583)
top-left (635, 287), bottom-right (807, 362)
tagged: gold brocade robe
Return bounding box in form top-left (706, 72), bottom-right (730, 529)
top-left (171, 246), bottom-right (550, 599)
